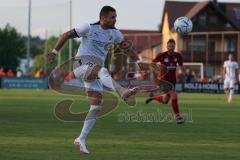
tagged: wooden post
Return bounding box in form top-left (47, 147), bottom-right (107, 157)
top-left (238, 33), bottom-right (240, 64)
top-left (221, 33), bottom-right (224, 63)
top-left (206, 34), bottom-right (209, 76)
top-left (191, 34), bottom-right (194, 62)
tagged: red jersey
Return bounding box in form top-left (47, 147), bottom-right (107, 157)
top-left (153, 51), bottom-right (183, 84)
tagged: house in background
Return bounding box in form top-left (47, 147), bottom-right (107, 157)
top-left (160, 0), bottom-right (240, 77)
top-left (108, 30), bottom-right (161, 79)
top-left (122, 30), bottom-right (162, 62)
top-left (110, 0), bottom-right (240, 80)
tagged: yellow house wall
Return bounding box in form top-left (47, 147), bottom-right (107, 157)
top-left (162, 12), bottom-right (180, 52)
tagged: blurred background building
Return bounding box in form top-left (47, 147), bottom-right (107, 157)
top-left (138, 0), bottom-right (240, 81)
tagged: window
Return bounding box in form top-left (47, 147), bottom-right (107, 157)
top-left (224, 39), bottom-right (236, 52)
top-left (199, 15), bottom-right (206, 25)
top-left (209, 15), bottom-right (217, 24)
top-left (187, 39), bottom-right (206, 52)
top-left (233, 8), bottom-right (240, 19)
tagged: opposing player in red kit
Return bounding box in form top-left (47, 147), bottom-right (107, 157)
top-left (146, 39), bottom-right (184, 124)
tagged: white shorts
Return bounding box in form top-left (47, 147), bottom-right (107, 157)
top-left (224, 79), bottom-right (235, 89)
top-left (73, 56), bottom-right (104, 94)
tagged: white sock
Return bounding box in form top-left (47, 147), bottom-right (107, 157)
top-left (79, 119), bottom-right (96, 142)
top-left (79, 105), bottom-right (101, 142)
top-left (98, 67), bottom-right (125, 94)
top-left (229, 88), bottom-right (234, 97)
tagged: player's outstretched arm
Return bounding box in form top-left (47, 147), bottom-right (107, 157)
top-left (46, 29), bottom-right (78, 62)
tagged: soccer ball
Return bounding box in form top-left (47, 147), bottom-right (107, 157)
top-left (174, 17), bottom-right (193, 35)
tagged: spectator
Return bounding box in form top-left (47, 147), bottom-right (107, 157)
top-left (191, 71), bottom-right (196, 82)
top-left (213, 75), bottom-right (222, 83)
top-left (185, 69), bottom-right (193, 83)
top-left (0, 68), bottom-right (5, 77)
top-left (201, 75), bottom-right (209, 83)
top-left (6, 69), bottom-right (15, 77)
top-left (177, 69), bottom-right (185, 83)
top-left (16, 69), bottom-right (23, 78)
top-left (35, 68), bottom-right (45, 78)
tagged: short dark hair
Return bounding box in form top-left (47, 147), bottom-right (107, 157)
top-left (167, 38), bottom-right (176, 44)
top-left (100, 6), bottom-right (116, 17)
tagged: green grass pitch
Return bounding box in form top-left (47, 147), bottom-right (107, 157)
top-left (0, 89), bottom-right (240, 160)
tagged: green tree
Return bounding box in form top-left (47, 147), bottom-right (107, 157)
top-left (46, 36), bottom-right (80, 63)
top-left (0, 24), bottom-right (26, 69)
top-left (32, 35), bottom-right (80, 76)
top-left (23, 36), bottom-right (45, 57)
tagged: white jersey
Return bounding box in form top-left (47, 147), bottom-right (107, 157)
top-left (223, 60), bottom-right (239, 80)
top-left (74, 22), bottom-right (124, 63)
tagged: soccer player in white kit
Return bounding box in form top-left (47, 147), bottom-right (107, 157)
top-left (223, 53), bottom-right (239, 103)
top-left (47, 6), bottom-right (138, 154)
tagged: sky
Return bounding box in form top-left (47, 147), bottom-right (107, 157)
top-left (0, 0), bottom-right (240, 38)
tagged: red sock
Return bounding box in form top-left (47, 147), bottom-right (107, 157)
top-left (65, 71), bottom-right (75, 81)
top-left (152, 95), bottom-right (163, 103)
top-left (171, 99), bottom-right (180, 116)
